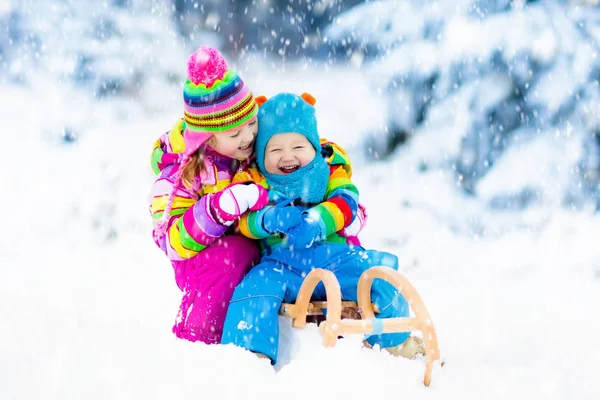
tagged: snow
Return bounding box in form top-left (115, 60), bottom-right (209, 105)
top-left (2, 1), bottom-right (600, 399)
top-left (2, 63), bottom-right (599, 399)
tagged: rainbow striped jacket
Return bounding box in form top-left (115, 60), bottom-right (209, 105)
top-left (149, 120), bottom-right (253, 261)
top-left (235, 138), bottom-right (360, 256)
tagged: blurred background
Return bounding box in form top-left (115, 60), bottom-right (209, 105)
top-left (2, 1), bottom-right (600, 398)
top-left (2, 0), bottom-right (599, 220)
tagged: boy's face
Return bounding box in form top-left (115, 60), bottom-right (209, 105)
top-left (264, 132), bottom-right (316, 175)
top-left (211, 117), bottom-right (258, 160)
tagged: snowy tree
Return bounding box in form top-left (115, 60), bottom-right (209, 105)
top-left (173, 0), bottom-right (363, 58)
top-left (0, 0), bottom-right (193, 106)
top-left (323, 0), bottom-right (600, 209)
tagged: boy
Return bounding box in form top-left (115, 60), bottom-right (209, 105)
top-left (221, 93), bottom-right (423, 363)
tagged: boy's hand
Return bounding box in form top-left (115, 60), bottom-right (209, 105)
top-left (262, 206), bottom-right (302, 234)
top-left (285, 214), bottom-right (324, 249)
top-left (211, 183), bottom-right (268, 223)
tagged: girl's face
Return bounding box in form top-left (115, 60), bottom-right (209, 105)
top-left (210, 118), bottom-right (258, 160)
top-left (264, 132), bottom-right (316, 175)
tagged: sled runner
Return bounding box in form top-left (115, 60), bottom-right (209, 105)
top-left (278, 266), bottom-right (442, 387)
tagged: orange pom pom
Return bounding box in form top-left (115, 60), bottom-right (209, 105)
top-left (300, 92), bottom-right (316, 106)
top-left (255, 95), bottom-right (268, 107)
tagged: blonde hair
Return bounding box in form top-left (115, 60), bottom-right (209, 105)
top-left (181, 136), bottom-right (216, 190)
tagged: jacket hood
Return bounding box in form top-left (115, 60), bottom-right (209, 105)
top-left (151, 119), bottom-right (188, 175)
top-left (320, 138), bottom-right (353, 177)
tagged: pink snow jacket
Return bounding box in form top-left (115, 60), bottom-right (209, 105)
top-left (149, 119), bottom-right (252, 260)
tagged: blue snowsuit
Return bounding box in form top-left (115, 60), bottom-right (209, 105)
top-left (221, 242), bottom-right (410, 363)
top-left (222, 92), bottom-right (410, 363)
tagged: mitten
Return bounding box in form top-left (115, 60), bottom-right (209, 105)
top-left (339, 202), bottom-right (368, 237)
top-left (262, 206), bottom-right (302, 234)
top-left (285, 213), bottom-right (325, 249)
top-left (210, 183), bottom-right (268, 224)
top-left (247, 184), bottom-right (269, 211)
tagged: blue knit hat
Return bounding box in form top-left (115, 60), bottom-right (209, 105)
top-left (255, 92), bottom-right (320, 173)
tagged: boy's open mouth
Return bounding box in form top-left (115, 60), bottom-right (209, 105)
top-left (279, 165), bottom-right (299, 174)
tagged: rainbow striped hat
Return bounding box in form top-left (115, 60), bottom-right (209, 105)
top-left (182, 46), bottom-right (258, 154)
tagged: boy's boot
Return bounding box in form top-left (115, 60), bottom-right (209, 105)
top-left (385, 336), bottom-right (426, 359)
top-left (253, 351), bottom-right (272, 362)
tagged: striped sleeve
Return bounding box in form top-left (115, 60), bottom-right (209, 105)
top-left (232, 167), bottom-right (268, 187)
top-left (304, 164), bottom-right (359, 239)
top-left (237, 205), bottom-right (276, 239)
top-left (233, 167), bottom-right (274, 240)
top-left (149, 171), bottom-right (228, 260)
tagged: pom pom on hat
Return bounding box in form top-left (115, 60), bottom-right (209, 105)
top-left (300, 92), bottom-right (316, 106)
top-left (186, 46), bottom-right (228, 87)
top-left (255, 95), bottom-right (268, 108)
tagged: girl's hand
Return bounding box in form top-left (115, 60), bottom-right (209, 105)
top-left (210, 183), bottom-right (268, 223)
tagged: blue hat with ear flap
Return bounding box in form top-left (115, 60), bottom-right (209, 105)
top-left (255, 92), bottom-right (320, 173)
top-left (255, 92), bottom-right (329, 204)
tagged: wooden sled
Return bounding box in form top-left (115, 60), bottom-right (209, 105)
top-left (278, 266), bottom-right (441, 387)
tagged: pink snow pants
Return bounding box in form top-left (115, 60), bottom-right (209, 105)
top-left (171, 235), bottom-right (259, 344)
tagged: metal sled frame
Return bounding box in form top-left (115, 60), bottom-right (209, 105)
top-left (278, 266), bottom-right (441, 387)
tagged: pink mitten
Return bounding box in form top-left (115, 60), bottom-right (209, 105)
top-left (210, 183), bottom-right (268, 224)
top-left (248, 184), bottom-right (268, 211)
top-left (340, 202), bottom-right (368, 237)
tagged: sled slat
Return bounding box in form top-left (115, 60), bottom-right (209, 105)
top-left (279, 301), bottom-right (380, 318)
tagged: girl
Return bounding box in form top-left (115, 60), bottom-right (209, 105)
top-left (149, 46), bottom-right (268, 345)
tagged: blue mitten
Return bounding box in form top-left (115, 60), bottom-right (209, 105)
top-left (285, 213), bottom-right (324, 249)
top-left (262, 206), bottom-right (302, 234)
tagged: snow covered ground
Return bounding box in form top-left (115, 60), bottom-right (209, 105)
top-left (2, 55), bottom-right (600, 400)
